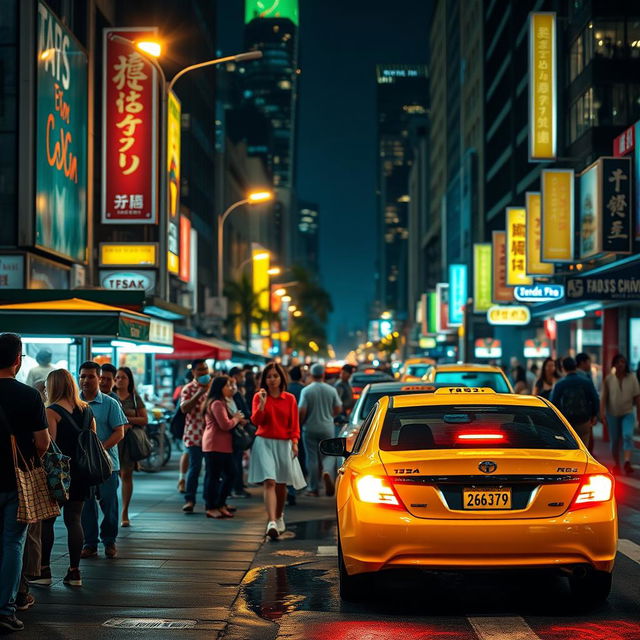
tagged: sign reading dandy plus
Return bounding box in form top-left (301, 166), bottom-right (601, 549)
top-left (102, 28), bottom-right (158, 224)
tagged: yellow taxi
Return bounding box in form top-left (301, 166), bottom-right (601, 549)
top-left (423, 363), bottom-right (514, 393)
top-left (399, 357), bottom-right (436, 382)
top-left (320, 387), bottom-right (617, 605)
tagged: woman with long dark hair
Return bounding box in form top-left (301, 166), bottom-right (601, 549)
top-left (42, 369), bottom-right (97, 587)
top-left (249, 362), bottom-right (303, 539)
top-left (601, 353), bottom-right (640, 475)
top-left (202, 376), bottom-right (244, 519)
top-left (533, 357), bottom-right (559, 399)
top-left (115, 367), bottom-right (148, 527)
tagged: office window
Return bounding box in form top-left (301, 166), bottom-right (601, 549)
top-left (570, 34), bottom-right (584, 81)
top-left (629, 20), bottom-right (640, 58)
top-left (568, 88), bottom-right (595, 144)
top-left (592, 21), bottom-right (625, 59)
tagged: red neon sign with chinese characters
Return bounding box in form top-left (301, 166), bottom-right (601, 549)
top-left (102, 28), bottom-right (158, 224)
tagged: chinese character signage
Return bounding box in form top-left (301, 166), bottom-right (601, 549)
top-left (102, 28), bottom-right (158, 224)
top-left (612, 120), bottom-right (640, 243)
top-left (167, 91), bottom-right (181, 273)
top-left (541, 169), bottom-right (574, 262)
top-left (492, 231), bottom-right (513, 303)
top-left (578, 161), bottom-right (599, 259)
top-left (448, 264), bottom-right (467, 327)
top-left (525, 192), bottom-right (554, 276)
top-left (473, 244), bottom-right (493, 313)
top-left (601, 157), bottom-right (632, 254)
top-left (506, 208), bottom-right (533, 286)
top-left (529, 12), bottom-right (556, 161)
top-left (487, 305), bottom-right (531, 326)
top-left (35, 2), bottom-right (88, 263)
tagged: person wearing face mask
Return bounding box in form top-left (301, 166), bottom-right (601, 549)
top-left (180, 359), bottom-right (212, 513)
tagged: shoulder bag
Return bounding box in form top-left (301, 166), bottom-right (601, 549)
top-left (0, 403), bottom-right (60, 523)
top-left (42, 438), bottom-right (71, 505)
top-left (228, 401), bottom-right (256, 452)
top-left (122, 394), bottom-right (152, 462)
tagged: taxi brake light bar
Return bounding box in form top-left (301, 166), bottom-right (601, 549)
top-left (457, 433), bottom-right (505, 442)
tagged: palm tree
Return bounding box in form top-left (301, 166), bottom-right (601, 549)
top-left (224, 274), bottom-right (270, 350)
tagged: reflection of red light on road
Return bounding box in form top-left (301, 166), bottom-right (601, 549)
top-left (541, 621), bottom-right (640, 640)
top-left (301, 621), bottom-right (470, 640)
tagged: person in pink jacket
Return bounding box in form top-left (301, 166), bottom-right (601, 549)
top-left (202, 376), bottom-right (244, 519)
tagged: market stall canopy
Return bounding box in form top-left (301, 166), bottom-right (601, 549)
top-left (156, 333), bottom-right (232, 361)
top-left (0, 298), bottom-right (151, 342)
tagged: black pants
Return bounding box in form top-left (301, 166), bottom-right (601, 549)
top-left (204, 452), bottom-right (235, 510)
top-left (41, 500), bottom-right (84, 569)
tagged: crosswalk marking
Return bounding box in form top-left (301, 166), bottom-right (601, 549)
top-left (616, 475), bottom-right (640, 491)
top-left (317, 545), bottom-right (338, 556)
top-left (468, 617), bottom-right (541, 640)
top-left (618, 538), bottom-right (640, 564)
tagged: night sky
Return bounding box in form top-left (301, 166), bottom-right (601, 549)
top-left (217, 1), bottom-right (432, 352)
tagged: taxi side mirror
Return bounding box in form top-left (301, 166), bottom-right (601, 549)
top-left (320, 437), bottom-right (349, 457)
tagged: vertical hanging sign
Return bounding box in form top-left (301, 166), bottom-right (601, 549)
top-left (448, 264), bottom-right (467, 327)
top-left (102, 28), bottom-right (158, 224)
top-left (179, 215), bottom-right (191, 282)
top-left (473, 243), bottom-right (493, 313)
top-left (601, 157), bottom-right (632, 255)
top-left (525, 192), bottom-right (554, 276)
top-left (541, 169), bottom-right (574, 262)
top-left (529, 12), bottom-right (556, 161)
top-left (578, 161), bottom-right (600, 259)
top-left (167, 90), bottom-right (181, 274)
top-left (492, 231), bottom-right (513, 303)
top-left (506, 208), bottom-right (533, 286)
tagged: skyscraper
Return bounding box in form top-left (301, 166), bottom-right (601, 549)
top-left (376, 64), bottom-right (428, 319)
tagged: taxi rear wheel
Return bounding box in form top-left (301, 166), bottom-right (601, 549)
top-left (568, 569), bottom-right (612, 607)
top-left (338, 539), bottom-right (369, 601)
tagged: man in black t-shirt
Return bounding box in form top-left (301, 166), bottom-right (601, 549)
top-left (0, 333), bottom-right (49, 632)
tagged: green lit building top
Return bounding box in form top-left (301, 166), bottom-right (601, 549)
top-left (245, 0), bottom-right (299, 24)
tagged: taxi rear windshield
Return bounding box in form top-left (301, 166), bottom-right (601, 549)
top-left (434, 371), bottom-right (510, 393)
top-left (406, 364), bottom-right (432, 378)
top-left (379, 405), bottom-right (579, 451)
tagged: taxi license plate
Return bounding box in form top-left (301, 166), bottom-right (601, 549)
top-left (463, 488), bottom-right (511, 510)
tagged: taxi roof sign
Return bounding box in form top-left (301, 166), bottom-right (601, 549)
top-left (434, 387), bottom-right (496, 395)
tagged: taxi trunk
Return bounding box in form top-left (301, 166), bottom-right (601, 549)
top-left (379, 449), bottom-right (589, 519)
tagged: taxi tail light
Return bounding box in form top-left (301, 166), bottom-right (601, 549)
top-left (570, 474), bottom-right (614, 510)
top-left (353, 475), bottom-right (405, 511)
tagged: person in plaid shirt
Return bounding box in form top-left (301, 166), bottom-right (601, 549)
top-left (181, 360), bottom-right (212, 513)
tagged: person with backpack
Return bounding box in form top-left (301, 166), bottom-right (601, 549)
top-left (601, 353), bottom-right (640, 476)
top-left (37, 369), bottom-right (97, 588)
top-left (0, 333), bottom-right (50, 633)
top-left (550, 356), bottom-right (599, 452)
top-left (78, 362), bottom-right (127, 559)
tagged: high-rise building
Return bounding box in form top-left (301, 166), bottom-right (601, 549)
top-left (376, 64), bottom-right (428, 320)
top-left (294, 200), bottom-right (319, 273)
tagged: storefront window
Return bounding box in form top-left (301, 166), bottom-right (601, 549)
top-left (16, 340), bottom-right (83, 391)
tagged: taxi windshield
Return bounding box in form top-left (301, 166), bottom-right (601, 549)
top-left (379, 405), bottom-right (579, 451)
top-left (434, 371), bottom-right (510, 393)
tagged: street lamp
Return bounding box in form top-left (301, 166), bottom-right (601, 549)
top-left (217, 191), bottom-right (274, 298)
top-left (234, 250), bottom-right (270, 278)
top-left (108, 33), bottom-right (263, 300)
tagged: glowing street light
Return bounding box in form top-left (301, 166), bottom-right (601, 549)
top-left (281, 295), bottom-right (292, 303)
top-left (267, 267), bottom-right (282, 276)
top-left (136, 40), bottom-right (162, 57)
top-left (274, 288), bottom-right (287, 297)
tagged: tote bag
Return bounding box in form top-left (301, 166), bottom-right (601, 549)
top-left (42, 439), bottom-right (71, 505)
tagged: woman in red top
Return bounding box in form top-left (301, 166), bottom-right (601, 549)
top-left (202, 376), bottom-right (244, 519)
top-left (249, 362), bottom-right (304, 539)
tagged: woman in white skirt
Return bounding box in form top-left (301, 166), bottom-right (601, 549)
top-left (249, 362), bottom-right (305, 538)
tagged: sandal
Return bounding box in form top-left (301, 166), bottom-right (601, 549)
top-left (205, 509), bottom-right (225, 519)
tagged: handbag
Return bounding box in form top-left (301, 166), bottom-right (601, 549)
top-left (49, 405), bottom-right (113, 486)
top-left (169, 405), bottom-right (186, 440)
top-left (123, 394), bottom-right (152, 462)
top-left (231, 422), bottom-right (257, 451)
top-left (42, 439), bottom-right (71, 505)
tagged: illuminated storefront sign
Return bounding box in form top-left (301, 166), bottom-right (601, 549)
top-left (167, 90), bottom-right (181, 273)
top-left (613, 121), bottom-right (640, 242)
top-left (36, 2), bottom-right (88, 263)
top-left (102, 28), bottom-right (158, 224)
top-left (492, 231), bottom-right (513, 303)
top-left (245, 0), bottom-right (299, 24)
top-left (473, 244), bottom-right (493, 313)
top-left (524, 339), bottom-right (550, 358)
top-left (179, 215), bottom-right (191, 283)
top-left (506, 208), bottom-right (533, 286)
top-left (541, 169), bottom-right (574, 262)
top-left (514, 284), bottom-right (564, 303)
top-left (0, 255), bottom-right (25, 289)
top-left (525, 192), bottom-right (554, 276)
top-left (448, 264), bottom-right (467, 327)
top-left (436, 283), bottom-right (450, 333)
top-left (566, 261), bottom-right (640, 301)
top-left (487, 305), bottom-right (531, 326)
top-left (149, 318), bottom-right (174, 346)
top-left (529, 12), bottom-right (557, 161)
top-left (99, 270), bottom-right (156, 292)
top-left (99, 243), bottom-right (158, 267)
top-left (474, 338), bottom-right (502, 359)
top-left (578, 161), bottom-right (599, 259)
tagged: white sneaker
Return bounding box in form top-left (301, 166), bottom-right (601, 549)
top-left (266, 520), bottom-right (279, 539)
top-left (276, 516), bottom-right (286, 534)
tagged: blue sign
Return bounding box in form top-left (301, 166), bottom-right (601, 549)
top-left (448, 264), bottom-right (467, 326)
top-left (514, 284), bottom-right (565, 303)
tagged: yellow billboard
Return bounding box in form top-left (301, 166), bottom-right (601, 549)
top-left (506, 208), bottom-right (533, 286)
top-left (99, 243), bottom-right (158, 267)
top-left (529, 12), bottom-right (556, 161)
top-left (541, 169), bottom-right (574, 262)
top-left (526, 192), bottom-right (554, 276)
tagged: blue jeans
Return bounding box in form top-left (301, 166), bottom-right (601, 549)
top-left (0, 491), bottom-right (28, 616)
top-left (607, 411), bottom-right (636, 466)
top-left (185, 446), bottom-right (207, 505)
top-left (82, 471), bottom-right (119, 548)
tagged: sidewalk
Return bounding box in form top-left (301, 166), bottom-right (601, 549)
top-left (18, 458), bottom-right (268, 639)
